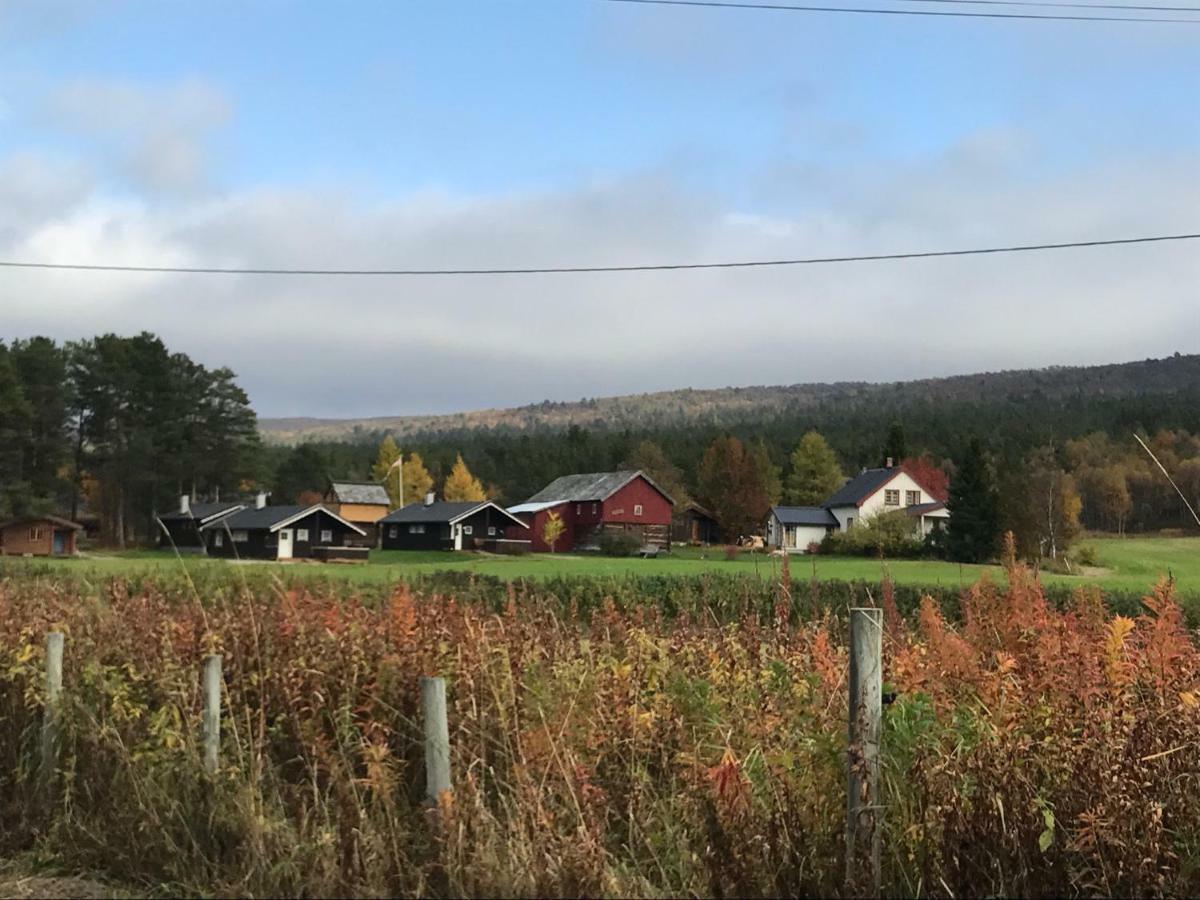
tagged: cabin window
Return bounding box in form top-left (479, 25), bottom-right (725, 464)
top-left (884, 489), bottom-right (900, 506)
top-left (576, 504), bottom-right (582, 514)
top-left (297, 528), bottom-right (309, 541)
top-left (905, 490), bottom-right (920, 506)
top-left (409, 524), bottom-right (425, 534)
top-left (388, 525), bottom-right (398, 538)
top-left (488, 526), bottom-right (496, 536)
top-left (633, 504), bottom-right (643, 517)
top-left (462, 525), bottom-right (473, 535)
top-left (592, 503), bottom-right (597, 514)
top-left (214, 532), bottom-right (224, 547)
top-left (847, 517), bottom-right (855, 529)
top-left (232, 530), bottom-right (248, 543)
top-left (29, 527), bottom-right (43, 541)
top-left (320, 529), bottom-right (332, 543)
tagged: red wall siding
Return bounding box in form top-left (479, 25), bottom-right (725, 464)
top-left (601, 477), bottom-right (673, 526)
top-left (509, 503), bottom-right (574, 552)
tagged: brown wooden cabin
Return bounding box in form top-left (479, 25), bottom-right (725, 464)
top-left (0, 515), bottom-right (83, 556)
top-left (324, 481), bottom-right (391, 547)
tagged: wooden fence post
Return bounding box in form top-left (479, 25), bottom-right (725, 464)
top-left (40, 631), bottom-right (65, 796)
top-left (847, 607), bottom-right (883, 896)
top-left (421, 676), bottom-right (451, 804)
top-left (202, 654), bottom-right (222, 774)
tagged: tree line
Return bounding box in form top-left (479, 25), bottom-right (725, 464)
top-left (0, 333), bottom-right (260, 546)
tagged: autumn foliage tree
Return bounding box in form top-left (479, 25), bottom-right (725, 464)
top-left (542, 509), bottom-right (565, 552)
top-left (697, 435), bottom-right (773, 540)
top-left (443, 453), bottom-right (486, 501)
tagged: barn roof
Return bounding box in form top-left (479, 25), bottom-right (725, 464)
top-left (524, 470), bottom-right (674, 506)
top-left (380, 500), bottom-right (527, 528)
top-left (327, 481), bottom-right (390, 505)
top-left (771, 506), bottom-right (838, 527)
top-left (823, 468), bottom-right (901, 508)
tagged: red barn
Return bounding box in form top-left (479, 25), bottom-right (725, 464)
top-left (508, 470), bottom-right (674, 552)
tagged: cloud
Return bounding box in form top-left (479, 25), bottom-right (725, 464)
top-left (0, 135), bottom-right (1196, 418)
top-left (48, 76), bottom-right (231, 192)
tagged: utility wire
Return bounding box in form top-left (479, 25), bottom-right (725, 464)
top-left (1, 233), bottom-right (1197, 276)
top-left (598, 0), bottom-right (1200, 24)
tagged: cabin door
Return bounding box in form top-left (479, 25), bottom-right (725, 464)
top-left (52, 531), bottom-right (65, 555)
top-left (278, 529), bottom-right (293, 560)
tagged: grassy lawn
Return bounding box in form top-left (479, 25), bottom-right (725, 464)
top-left (2, 534), bottom-right (1197, 596)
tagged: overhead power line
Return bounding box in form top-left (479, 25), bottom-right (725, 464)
top-left (598, 0), bottom-right (1200, 24)
top-left (1, 232), bottom-right (1197, 277)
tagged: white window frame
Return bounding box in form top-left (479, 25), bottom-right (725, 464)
top-left (320, 529), bottom-right (333, 543)
top-left (388, 525), bottom-right (398, 538)
top-left (576, 503), bottom-right (582, 514)
top-left (633, 504), bottom-right (643, 517)
top-left (462, 524), bottom-right (473, 535)
top-left (297, 528), bottom-right (309, 541)
top-left (409, 523), bottom-right (425, 534)
top-left (232, 530), bottom-right (249, 543)
top-left (884, 489), bottom-right (900, 507)
top-left (214, 531), bottom-right (224, 547)
top-left (29, 527), bottom-right (43, 541)
top-left (592, 502), bottom-right (597, 514)
top-left (906, 490), bottom-right (920, 506)
top-left (487, 526), bottom-right (496, 536)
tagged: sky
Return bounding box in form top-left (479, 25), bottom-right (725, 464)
top-left (1, 0), bottom-right (1197, 418)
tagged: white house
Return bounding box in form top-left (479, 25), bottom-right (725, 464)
top-left (767, 462), bottom-right (949, 553)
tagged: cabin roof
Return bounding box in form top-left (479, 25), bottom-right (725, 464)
top-left (771, 506), bottom-right (839, 527)
top-left (327, 481), bottom-right (390, 505)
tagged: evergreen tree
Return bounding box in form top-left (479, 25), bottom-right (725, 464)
top-left (443, 453), bottom-right (486, 501)
top-left (0, 343), bottom-right (33, 517)
top-left (785, 431), bottom-right (845, 505)
top-left (272, 444), bottom-right (329, 504)
top-left (11, 337), bottom-right (68, 506)
top-left (945, 437), bottom-right (999, 563)
top-left (882, 421), bottom-right (907, 466)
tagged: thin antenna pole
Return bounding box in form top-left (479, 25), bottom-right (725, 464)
top-left (1134, 433), bottom-right (1200, 528)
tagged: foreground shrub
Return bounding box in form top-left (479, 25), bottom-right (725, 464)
top-left (598, 531), bottom-right (641, 557)
top-left (821, 511), bottom-right (924, 558)
top-left (0, 562), bottom-right (1197, 897)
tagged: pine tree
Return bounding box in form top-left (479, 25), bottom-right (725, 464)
top-left (945, 437), bottom-right (999, 563)
top-left (785, 431), bottom-right (845, 505)
top-left (443, 453), bottom-right (486, 501)
top-left (882, 421), bottom-right (907, 467)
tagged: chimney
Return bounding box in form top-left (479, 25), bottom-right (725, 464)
top-left (255, 491), bottom-right (268, 510)
top-left (424, 491), bottom-right (435, 507)
top-left (886, 457), bottom-right (894, 469)
top-left (179, 494), bottom-right (190, 515)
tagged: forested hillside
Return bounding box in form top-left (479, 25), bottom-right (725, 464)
top-left (260, 353), bottom-right (1200, 443)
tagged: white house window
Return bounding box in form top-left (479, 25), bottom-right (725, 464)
top-left (592, 503), bottom-right (597, 514)
top-left (409, 524), bottom-right (425, 534)
top-left (388, 525), bottom-right (398, 538)
top-left (463, 524), bottom-right (473, 535)
top-left (29, 527), bottom-right (43, 541)
top-left (905, 490), bottom-right (920, 506)
top-left (297, 528), bottom-right (309, 541)
top-left (232, 530), bottom-right (249, 543)
top-left (488, 526), bottom-right (496, 536)
top-left (884, 489), bottom-right (900, 506)
top-left (633, 504), bottom-right (643, 516)
top-left (214, 532), bottom-right (224, 547)
top-left (320, 529), bottom-right (332, 542)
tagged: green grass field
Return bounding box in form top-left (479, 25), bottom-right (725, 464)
top-left (2, 534), bottom-right (1197, 596)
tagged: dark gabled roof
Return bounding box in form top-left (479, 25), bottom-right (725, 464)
top-left (380, 500), bottom-right (528, 529)
top-left (158, 501), bottom-right (244, 524)
top-left (0, 514), bottom-right (83, 531)
top-left (823, 468), bottom-right (901, 508)
top-left (327, 481), bottom-right (390, 505)
top-left (771, 506), bottom-right (838, 527)
top-left (200, 504), bottom-right (366, 535)
top-left (524, 470), bottom-right (674, 506)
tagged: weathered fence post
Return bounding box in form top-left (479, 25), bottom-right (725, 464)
top-left (40, 631), bottom-right (65, 795)
top-left (421, 676), bottom-right (451, 804)
top-left (847, 607), bottom-right (883, 896)
top-left (202, 654), bottom-right (222, 774)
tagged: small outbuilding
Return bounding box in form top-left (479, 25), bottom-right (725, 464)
top-left (324, 481), bottom-right (391, 546)
top-left (0, 515), bottom-right (83, 557)
top-left (199, 497), bottom-right (367, 560)
top-left (675, 502), bottom-right (723, 545)
top-left (765, 506), bottom-right (839, 553)
top-left (156, 496), bottom-right (245, 552)
top-left (380, 497), bottom-right (529, 551)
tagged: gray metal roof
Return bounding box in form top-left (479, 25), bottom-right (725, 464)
top-left (823, 468), bottom-right (900, 508)
top-left (158, 501), bottom-right (244, 524)
top-left (328, 481), bottom-right (390, 505)
top-left (199, 503), bottom-right (365, 535)
top-left (771, 506), bottom-right (838, 527)
top-left (380, 500), bottom-right (528, 528)
top-left (524, 470), bottom-right (673, 505)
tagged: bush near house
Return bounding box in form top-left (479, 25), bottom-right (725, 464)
top-left (821, 510), bottom-right (925, 558)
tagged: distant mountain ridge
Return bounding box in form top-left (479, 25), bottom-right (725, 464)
top-left (258, 353), bottom-right (1200, 444)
